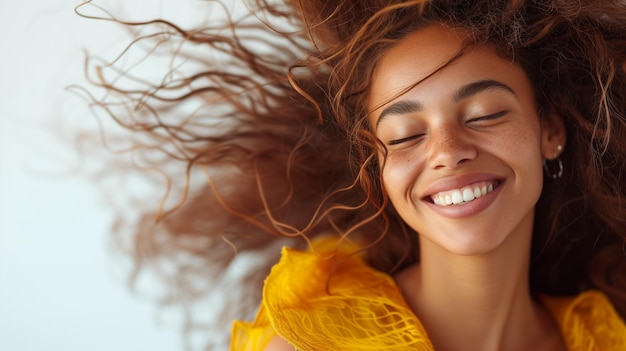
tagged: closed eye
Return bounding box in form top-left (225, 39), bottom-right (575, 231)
top-left (467, 110), bottom-right (508, 123)
top-left (389, 134), bottom-right (425, 146)
top-left (387, 111), bottom-right (507, 145)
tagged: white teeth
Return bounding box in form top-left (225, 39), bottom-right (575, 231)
top-left (451, 191), bottom-right (463, 204)
top-left (473, 187), bottom-right (481, 198)
top-left (462, 188), bottom-right (474, 202)
top-left (430, 181), bottom-right (497, 207)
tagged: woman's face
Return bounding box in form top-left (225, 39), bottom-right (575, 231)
top-left (367, 24), bottom-right (563, 256)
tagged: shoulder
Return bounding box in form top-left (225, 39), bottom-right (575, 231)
top-left (263, 336), bottom-right (295, 351)
top-left (232, 235), bottom-right (433, 350)
top-left (260, 236), bottom-right (432, 350)
top-left (542, 290), bottom-right (626, 350)
top-left (542, 290), bottom-right (623, 322)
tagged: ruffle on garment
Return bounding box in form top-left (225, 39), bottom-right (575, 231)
top-left (231, 236), bottom-right (432, 350)
top-left (542, 290), bottom-right (626, 351)
top-left (231, 236), bottom-right (626, 350)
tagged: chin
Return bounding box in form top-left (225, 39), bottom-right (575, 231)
top-left (422, 228), bottom-right (512, 257)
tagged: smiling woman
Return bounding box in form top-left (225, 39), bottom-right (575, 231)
top-left (367, 25), bottom-right (567, 349)
top-left (370, 25), bottom-right (559, 258)
top-left (81, 0), bottom-right (626, 350)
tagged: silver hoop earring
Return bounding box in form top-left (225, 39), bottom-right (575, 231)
top-left (542, 157), bottom-right (563, 179)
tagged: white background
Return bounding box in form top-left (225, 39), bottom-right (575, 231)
top-left (0, 1), bottom-right (239, 350)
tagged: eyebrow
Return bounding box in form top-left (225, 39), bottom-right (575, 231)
top-left (375, 79), bottom-right (516, 127)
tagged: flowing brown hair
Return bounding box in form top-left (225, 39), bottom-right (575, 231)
top-left (77, 0), bottom-right (626, 349)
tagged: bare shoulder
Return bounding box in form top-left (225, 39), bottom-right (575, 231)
top-left (264, 335), bottom-right (295, 351)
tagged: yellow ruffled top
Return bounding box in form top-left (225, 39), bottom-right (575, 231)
top-left (231, 237), bottom-right (626, 350)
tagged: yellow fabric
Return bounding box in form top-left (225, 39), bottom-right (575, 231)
top-left (231, 237), bottom-right (626, 350)
top-left (542, 291), bottom-right (626, 350)
top-left (231, 304), bottom-right (277, 351)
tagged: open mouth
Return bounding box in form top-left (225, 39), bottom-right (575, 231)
top-left (428, 180), bottom-right (502, 206)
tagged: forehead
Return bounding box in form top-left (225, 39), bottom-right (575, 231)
top-left (374, 25), bottom-right (465, 88)
top-left (367, 24), bottom-right (466, 109)
top-left (367, 24), bottom-right (528, 120)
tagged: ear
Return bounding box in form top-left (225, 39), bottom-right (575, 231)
top-left (540, 109), bottom-right (567, 160)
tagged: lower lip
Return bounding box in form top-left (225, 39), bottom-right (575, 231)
top-left (423, 181), bottom-right (504, 219)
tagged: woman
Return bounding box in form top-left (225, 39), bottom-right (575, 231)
top-left (231, 1), bottom-right (626, 350)
top-left (80, 0), bottom-right (626, 350)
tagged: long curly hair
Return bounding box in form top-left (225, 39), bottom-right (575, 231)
top-left (285, 0), bottom-right (626, 309)
top-left (78, 0), bottom-right (626, 349)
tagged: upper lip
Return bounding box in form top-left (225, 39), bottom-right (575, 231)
top-left (421, 172), bottom-right (504, 200)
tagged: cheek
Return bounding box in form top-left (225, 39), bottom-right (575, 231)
top-left (492, 118), bottom-right (543, 162)
top-left (493, 120), bottom-right (545, 191)
top-left (381, 152), bottom-right (422, 201)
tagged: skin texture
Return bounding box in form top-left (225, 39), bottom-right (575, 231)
top-left (367, 24), bottom-right (567, 351)
top-left (369, 24), bottom-right (562, 256)
top-left (265, 23), bottom-right (569, 351)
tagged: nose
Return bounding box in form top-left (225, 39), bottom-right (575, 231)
top-left (426, 124), bottom-right (477, 170)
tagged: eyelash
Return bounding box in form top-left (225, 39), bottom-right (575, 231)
top-left (466, 110), bottom-right (508, 123)
top-left (389, 134), bottom-right (425, 146)
top-left (387, 110), bottom-right (508, 146)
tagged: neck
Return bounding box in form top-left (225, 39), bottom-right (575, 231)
top-left (395, 213), bottom-right (563, 351)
